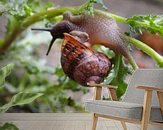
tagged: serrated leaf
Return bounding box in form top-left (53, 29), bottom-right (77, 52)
top-left (0, 64), bottom-right (14, 88)
top-left (104, 55), bottom-right (133, 99)
top-left (93, 45), bottom-right (115, 58)
top-left (0, 123), bottom-right (19, 130)
top-left (79, 0), bottom-right (107, 15)
top-left (11, 92), bottom-right (43, 105)
top-left (0, 92), bottom-right (43, 113)
top-left (127, 15), bottom-right (163, 36)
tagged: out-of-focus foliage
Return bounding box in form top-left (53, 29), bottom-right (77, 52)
top-left (0, 32), bottom-right (88, 112)
top-left (0, 64), bottom-right (43, 113)
top-left (0, 0), bottom-right (88, 113)
top-left (0, 123), bottom-right (19, 130)
top-left (0, 0), bottom-right (54, 43)
top-left (127, 15), bottom-right (163, 36)
top-left (0, 0), bottom-right (53, 18)
top-left (0, 92), bottom-right (43, 113)
top-left (0, 64), bottom-right (14, 88)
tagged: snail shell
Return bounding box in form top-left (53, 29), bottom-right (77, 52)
top-left (61, 33), bottom-right (112, 86)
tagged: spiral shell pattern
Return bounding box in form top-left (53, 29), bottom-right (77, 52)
top-left (61, 33), bottom-right (111, 86)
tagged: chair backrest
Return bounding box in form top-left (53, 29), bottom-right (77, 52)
top-left (123, 69), bottom-right (163, 107)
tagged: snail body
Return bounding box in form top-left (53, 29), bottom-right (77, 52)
top-left (61, 33), bottom-right (111, 86)
top-left (32, 11), bottom-right (137, 68)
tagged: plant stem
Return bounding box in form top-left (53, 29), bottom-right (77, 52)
top-left (127, 36), bottom-right (163, 67)
top-left (0, 27), bottom-right (22, 53)
top-left (95, 9), bottom-right (127, 23)
top-left (128, 55), bottom-right (139, 69)
top-left (22, 7), bottom-right (77, 28)
top-left (1, 5), bottom-right (163, 68)
top-left (0, 7), bottom-right (77, 53)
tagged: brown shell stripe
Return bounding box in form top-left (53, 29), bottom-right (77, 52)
top-left (63, 41), bottom-right (88, 79)
top-left (62, 33), bottom-right (93, 79)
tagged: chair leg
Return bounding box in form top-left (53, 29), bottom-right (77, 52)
top-left (157, 91), bottom-right (163, 114)
top-left (141, 90), bottom-right (152, 130)
top-left (141, 123), bottom-right (148, 130)
top-left (92, 113), bottom-right (98, 130)
top-left (121, 121), bottom-right (127, 130)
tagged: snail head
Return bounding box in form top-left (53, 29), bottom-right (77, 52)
top-left (31, 21), bottom-right (73, 55)
top-left (31, 27), bottom-right (64, 55)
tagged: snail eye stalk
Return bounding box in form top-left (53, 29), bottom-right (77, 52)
top-left (46, 38), bottom-right (55, 55)
top-left (31, 28), bottom-right (55, 55)
top-left (31, 28), bottom-right (52, 32)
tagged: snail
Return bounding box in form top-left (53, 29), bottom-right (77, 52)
top-left (61, 33), bottom-right (112, 86)
top-left (32, 11), bottom-right (137, 69)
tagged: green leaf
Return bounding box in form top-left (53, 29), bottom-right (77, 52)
top-left (0, 92), bottom-right (43, 113)
top-left (54, 67), bottom-right (65, 77)
top-left (2, 0), bottom-right (30, 19)
top-left (79, 0), bottom-right (107, 15)
top-left (93, 45), bottom-right (115, 58)
top-left (94, 0), bottom-right (108, 10)
top-left (0, 123), bottom-right (19, 130)
top-left (1, 0), bottom-right (53, 23)
top-left (116, 82), bottom-right (127, 99)
top-left (63, 78), bottom-right (80, 91)
top-left (127, 15), bottom-right (163, 36)
top-left (104, 55), bottom-right (133, 99)
top-left (0, 64), bottom-right (14, 88)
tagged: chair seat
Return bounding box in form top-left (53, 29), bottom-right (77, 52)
top-left (85, 100), bottom-right (163, 123)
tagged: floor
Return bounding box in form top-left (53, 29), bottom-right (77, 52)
top-left (0, 113), bottom-right (140, 130)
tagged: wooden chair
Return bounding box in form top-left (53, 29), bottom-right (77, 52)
top-left (85, 69), bottom-right (163, 130)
